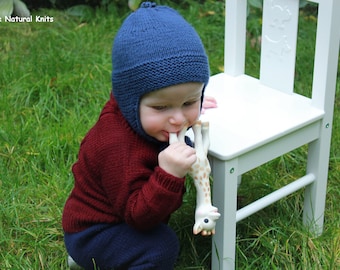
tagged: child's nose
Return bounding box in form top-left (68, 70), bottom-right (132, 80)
top-left (169, 109), bottom-right (186, 125)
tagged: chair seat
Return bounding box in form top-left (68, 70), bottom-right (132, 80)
top-left (196, 73), bottom-right (325, 160)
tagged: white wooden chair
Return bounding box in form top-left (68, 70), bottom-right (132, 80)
top-left (197, 0), bottom-right (339, 269)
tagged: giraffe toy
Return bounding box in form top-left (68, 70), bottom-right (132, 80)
top-left (169, 121), bottom-right (221, 235)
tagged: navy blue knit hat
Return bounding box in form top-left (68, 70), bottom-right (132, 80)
top-left (112, 2), bottom-right (210, 141)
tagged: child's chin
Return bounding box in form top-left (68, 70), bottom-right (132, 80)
top-left (157, 131), bottom-right (169, 142)
top-left (157, 137), bottom-right (168, 143)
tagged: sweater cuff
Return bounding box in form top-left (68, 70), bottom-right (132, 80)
top-left (154, 167), bottom-right (185, 193)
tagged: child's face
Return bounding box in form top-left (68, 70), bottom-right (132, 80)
top-left (140, 82), bottom-right (203, 142)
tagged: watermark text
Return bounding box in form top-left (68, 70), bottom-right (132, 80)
top-left (0, 15), bottom-right (54, 23)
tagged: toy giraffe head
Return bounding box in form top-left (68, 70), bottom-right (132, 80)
top-left (170, 121), bottom-right (220, 236)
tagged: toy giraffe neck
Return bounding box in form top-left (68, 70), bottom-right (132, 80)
top-left (194, 167), bottom-right (212, 205)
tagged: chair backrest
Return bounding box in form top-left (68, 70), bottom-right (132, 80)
top-left (224, 0), bottom-right (339, 110)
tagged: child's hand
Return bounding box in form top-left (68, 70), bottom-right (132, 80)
top-left (158, 142), bottom-right (196, 178)
top-left (201, 95), bottom-right (217, 114)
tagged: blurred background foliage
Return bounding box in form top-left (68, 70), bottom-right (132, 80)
top-left (3, 0), bottom-right (313, 14)
top-left (1, 0), bottom-right (318, 26)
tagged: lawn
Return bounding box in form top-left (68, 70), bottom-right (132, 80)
top-left (0, 1), bottom-right (339, 269)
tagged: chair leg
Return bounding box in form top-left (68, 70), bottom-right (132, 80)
top-left (303, 138), bottom-right (330, 236)
top-left (211, 158), bottom-right (239, 270)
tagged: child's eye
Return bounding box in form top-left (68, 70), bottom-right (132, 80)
top-left (152, 105), bottom-right (167, 111)
top-left (184, 100), bottom-right (198, 107)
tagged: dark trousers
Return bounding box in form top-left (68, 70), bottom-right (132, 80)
top-left (64, 223), bottom-right (179, 270)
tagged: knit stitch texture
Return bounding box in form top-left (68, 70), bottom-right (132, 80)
top-left (111, 3), bottom-right (209, 141)
top-left (62, 94), bottom-right (186, 233)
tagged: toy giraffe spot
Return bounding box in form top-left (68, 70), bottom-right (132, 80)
top-left (169, 121), bottom-right (221, 236)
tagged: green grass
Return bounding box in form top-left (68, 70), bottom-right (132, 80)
top-left (0, 2), bottom-right (339, 269)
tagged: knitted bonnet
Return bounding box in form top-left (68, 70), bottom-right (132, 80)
top-left (111, 2), bottom-right (210, 141)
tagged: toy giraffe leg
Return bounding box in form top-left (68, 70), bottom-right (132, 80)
top-left (169, 121), bottom-right (220, 236)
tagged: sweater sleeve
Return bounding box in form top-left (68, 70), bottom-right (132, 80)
top-left (99, 138), bottom-right (186, 231)
top-left (124, 167), bottom-right (185, 231)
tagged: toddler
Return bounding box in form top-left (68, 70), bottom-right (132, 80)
top-left (62, 2), bottom-right (214, 269)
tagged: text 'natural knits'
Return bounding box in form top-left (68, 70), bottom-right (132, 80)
top-left (1, 16), bottom-right (54, 23)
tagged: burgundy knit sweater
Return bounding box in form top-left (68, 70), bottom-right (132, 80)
top-left (62, 94), bottom-right (186, 233)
